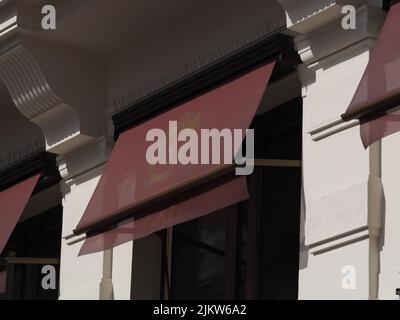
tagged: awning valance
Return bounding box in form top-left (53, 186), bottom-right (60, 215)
top-left (73, 63), bottom-right (275, 255)
top-left (0, 174), bottom-right (40, 255)
top-left (341, 2), bottom-right (400, 147)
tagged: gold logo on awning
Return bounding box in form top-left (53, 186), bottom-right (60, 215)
top-left (146, 111), bottom-right (202, 189)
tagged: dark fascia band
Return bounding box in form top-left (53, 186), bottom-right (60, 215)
top-left (0, 152), bottom-right (60, 194)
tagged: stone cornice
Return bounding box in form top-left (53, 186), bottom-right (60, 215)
top-left (277, 0), bottom-right (381, 34)
top-left (57, 136), bottom-right (113, 196)
top-left (0, 40), bottom-right (62, 119)
top-left (0, 36), bottom-right (106, 155)
top-left (0, 137), bottom-right (44, 171)
top-left (0, 149), bottom-right (60, 194)
top-left (295, 4), bottom-right (386, 66)
top-left (0, 3), bottom-right (107, 156)
top-left (112, 34), bottom-right (299, 137)
top-left (0, 0), bottom-right (287, 161)
top-left (296, 4), bottom-right (386, 133)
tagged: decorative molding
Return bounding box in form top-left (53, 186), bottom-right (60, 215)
top-left (112, 34), bottom-right (300, 137)
top-left (0, 16), bottom-right (16, 38)
top-left (309, 227), bottom-right (370, 254)
top-left (278, 0), bottom-right (342, 34)
top-left (277, 0), bottom-right (381, 35)
top-left (0, 151), bottom-right (60, 193)
top-left (0, 44), bottom-right (62, 119)
top-left (0, 33), bottom-right (108, 155)
top-left (307, 38), bottom-right (377, 71)
top-left (0, 7), bottom-right (49, 174)
top-left (0, 40), bottom-right (86, 155)
top-left (295, 4), bottom-right (386, 66)
top-left (109, 19), bottom-right (286, 115)
top-left (293, 5), bottom-right (386, 115)
top-left (0, 137), bottom-right (44, 171)
top-left (0, 0), bottom-right (19, 45)
top-left (9, 0), bottom-right (92, 33)
top-left (0, 0), bottom-right (108, 156)
top-left (57, 136), bottom-right (113, 184)
top-left (297, 4), bottom-right (386, 135)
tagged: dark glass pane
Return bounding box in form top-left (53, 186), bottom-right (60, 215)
top-left (1, 205), bottom-right (62, 300)
top-left (238, 208), bottom-right (248, 299)
top-left (253, 97), bottom-right (302, 300)
top-left (260, 166), bottom-right (301, 299)
top-left (171, 209), bottom-right (227, 300)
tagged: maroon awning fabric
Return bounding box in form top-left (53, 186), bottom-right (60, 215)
top-left (80, 176), bottom-right (248, 255)
top-left (0, 270), bottom-right (6, 294)
top-left (342, 3), bottom-right (400, 147)
top-left (0, 174), bottom-right (40, 255)
top-left (75, 63), bottom-right (275, 255)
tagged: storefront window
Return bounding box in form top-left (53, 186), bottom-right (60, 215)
top-left (131, 96), bottom-right (302, 301)
top-left (0, 206), bottom-right (62, 300)
top-left (169, 96), bottom-right (302, 300)
top-left (171, 207), bottom-right (231, 299)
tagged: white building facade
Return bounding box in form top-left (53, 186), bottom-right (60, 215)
top-left (0, 0), bottom-right (399, 300)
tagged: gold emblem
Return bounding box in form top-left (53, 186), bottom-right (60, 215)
top-left (146, 111), bottom-right (202, 189)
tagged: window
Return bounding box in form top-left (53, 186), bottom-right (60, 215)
top-left (170, 97), bottom-right (302, 300)
top-left (171, 204), bottom-right (246, 299)
top-left (0, 205), bottom-right (62, 300)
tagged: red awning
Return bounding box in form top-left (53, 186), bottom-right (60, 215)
top-left (80, 176), bottom-right (248, 255)
top-left (0, 270), bottom-right (6, 294)
top-left (342, 3), bottom-right (400, 147)
top-left (0, 174), bottom-right (40, 255)
top-left (74, 63), bottom-right (275, 255)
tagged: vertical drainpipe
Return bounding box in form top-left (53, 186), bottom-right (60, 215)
top-left (368, 141), bottom-right (383, 300)
top-left (100, 249), bottom-right (114, 300)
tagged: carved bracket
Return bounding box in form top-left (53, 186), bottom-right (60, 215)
top-left (0, 1), bottom-right (107, 155)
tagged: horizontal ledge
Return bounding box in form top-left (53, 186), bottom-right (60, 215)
top-left (65, 235), bottom-right (87, 246)
top-left (308, 226), bottom-right (369, 255)
top-left (254, 159), bottom-right (301, 167)
top-left (308, 117), bottom-right (359, 141)
top-left (1, 257), bottom-right (60, 266)
top-left (308, 117), bottom-right (345, 135)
